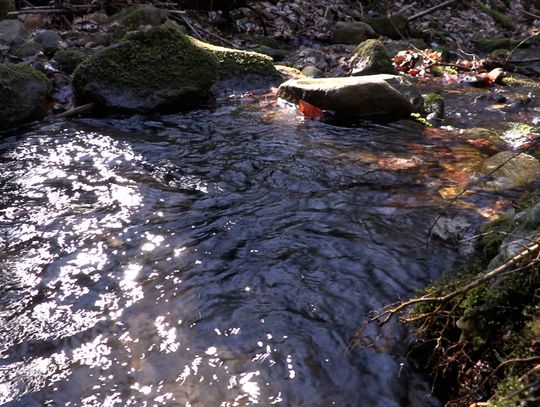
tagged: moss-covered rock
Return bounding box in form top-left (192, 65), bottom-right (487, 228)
top-left (474, 37), bottom-right (526, 53)
top-left (362, 14), bottom-right (409, 40)
top-left (10, 40), bottom-right (42, 58)
top-left (74, 21), bottom-right (219, 112)
top-left (53, 48), bottom-right (94, 74)
top-left (0, 63), bottom-right (50, 128)
top-left (350, 39), bottom-right (395, 76)
top-left (191, 36), bottom-right (279, 80)
top-left (106, 4), bottom-right (168, 39)
top-left (74, 20), bottom-right (279, 113)
top-left (475, 151), bottom-right (540, 191)
top-left (423, 92), bottom-right (444, 119)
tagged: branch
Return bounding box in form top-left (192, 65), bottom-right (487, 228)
top-left (408, 0), bottom-right (460, 22)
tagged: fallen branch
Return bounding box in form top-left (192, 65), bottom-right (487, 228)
top-left (408, 0), bottom-right (460, 22)
top-left (357, 236), bottom-right (539, 333)
top-left (55, 103), bottom-right (94, 119)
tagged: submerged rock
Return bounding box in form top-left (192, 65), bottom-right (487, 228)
top-left (74, 20), bottom-right (279, 113)
top-left (330, 21), bottom-right (376, 45)
top-left (350, 39), bottom-right (395, 76)
top-left (0, 63), bottom-right (50, 128)
top-left (277, 74), bottom-right (423, 120)
top-left (475, 151), bottom-right (540, 191)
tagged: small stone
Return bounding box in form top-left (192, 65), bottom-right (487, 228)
top-left (35, 29), bottom-right (62, 55)
top-left (349, 39), bottom-right (395, 76)
top-left (301, 65), bottom-right (324, 78)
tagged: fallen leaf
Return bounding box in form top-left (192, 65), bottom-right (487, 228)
top-left (299, 99), bottom-right (324, 120)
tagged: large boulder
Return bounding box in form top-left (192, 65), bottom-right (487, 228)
top-left (330, 21), bottom-right (376, 45)
top-left (0, 63), bottom-right (50, 128)
top-left (74, 20), bottom-right (279, 113)
top-left (475, 151), bottom-right (540, 191)
top-left (349, 39), bottom-right (395, 76)
top-left (0, 19), bottom-right (26, 47)
top-left (277, 75), bottom-right (423, 120)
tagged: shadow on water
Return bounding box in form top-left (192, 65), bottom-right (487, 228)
top-left (0, 100), bottom-right (515, 406)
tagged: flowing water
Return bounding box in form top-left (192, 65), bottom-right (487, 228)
top-left (0, 96), bottom-right (527, 406)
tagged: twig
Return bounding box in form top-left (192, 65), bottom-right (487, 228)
top-left (408, 0), bottom-right (460, 22)
top-left (426, 137), bottom-right (540, 244)
top-left (522, 9), bottom-right (540, 20)
top-left (55, 103), bottom-right (94, 119)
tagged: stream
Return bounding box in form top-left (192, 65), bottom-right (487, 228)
top-left (0, 85), bottom-right (537, 406)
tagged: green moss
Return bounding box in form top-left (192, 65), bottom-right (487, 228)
top-left (353, 39), bottom-right (395, 75)
top-left (475, 1), bottom-right (517, 30)
top-left (423, 92), bottom-right (444, 116)
top-left (429, 65), bottom-right (457, 76)
top-left (191, 37), bottom-right (280, 79)
top-left (53, 48), bottom-right (94, 74)
top-left (407, 199), bottom-right (540, 405)
top-left (502, 76), bottom-right (540, 89)
top-left (474, 37), bottom-right (524, 53)
top-left (74, 21), bottom-right (219, 96)
top-left (106, 4), bottom-right (168, 32)
top-left (0, 63), bottom-right (50, 125)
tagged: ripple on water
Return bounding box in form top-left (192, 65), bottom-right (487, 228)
top-left (0, 105), bottom-right (505, 406)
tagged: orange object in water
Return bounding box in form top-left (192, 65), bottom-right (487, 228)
top-left (299, 99), bottom-right (324, 120)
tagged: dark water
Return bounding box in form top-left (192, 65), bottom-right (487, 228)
top-left (0, 101), bottom-right (508, 406)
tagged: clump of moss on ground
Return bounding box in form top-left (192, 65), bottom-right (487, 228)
top-left (406, 192), bottom-right (540, 406)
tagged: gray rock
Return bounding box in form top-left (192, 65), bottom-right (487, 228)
top-left (301, 65), bottom-right (324, 78)
top-left (0, 19), bottom-right (26, 46)
top-left (277, 74), bottom-right (423, 120)
top-left (0, 63), bottom-right (50, 128)
top-left (331, 21), bottom-right (376, 45)
top-left (10, 40), bottom-right (42, 58)
top-left (35, 29), bottom-right (62, 55)
top-left (350, 39), bottom-right (396, 76)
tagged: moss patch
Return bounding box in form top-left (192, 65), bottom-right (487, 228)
top-left (475, 1), bottom-right (517, 30)
top-left (53, 48), bottom-right (94, 74)
top-left (405, 194), bottom-right (540, 405)
top-left (352, 39), bottom-right (395, 75)
top-left (191, 37), bottom-right (280, 79)
top-left (0, 63), bottom-right (50, 127)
